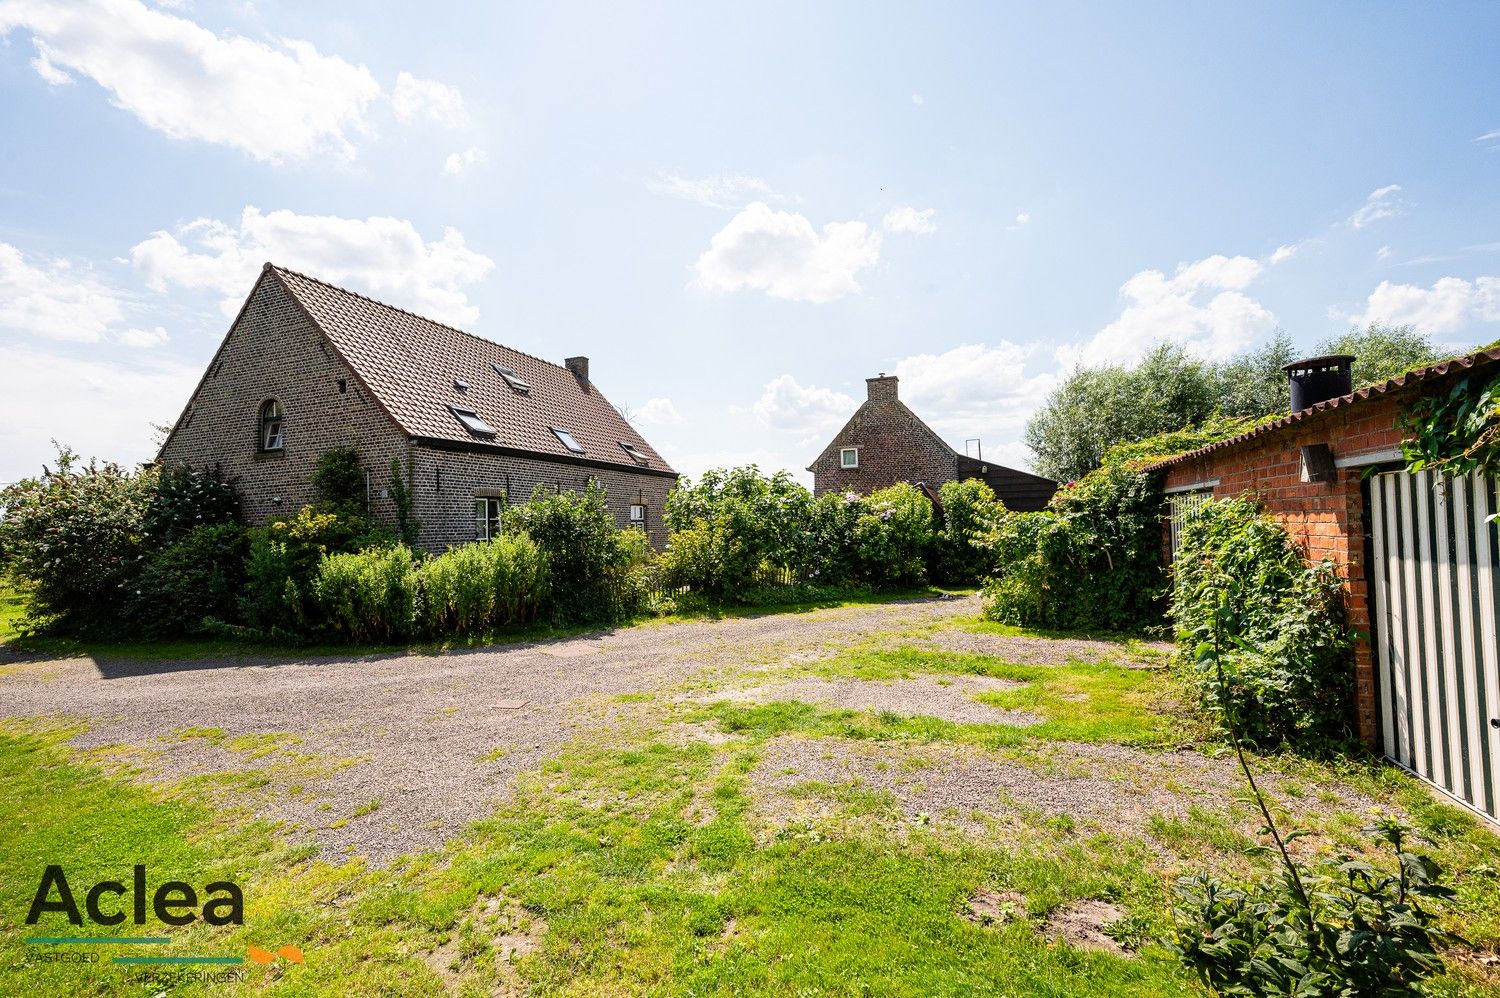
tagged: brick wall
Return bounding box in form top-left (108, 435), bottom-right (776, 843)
top-left (810, 375), bottom-right (959, 495)
top-left (1162, 393), bottom-right (1408, 746)
top-left (160, 272), bottom-right (677, 552)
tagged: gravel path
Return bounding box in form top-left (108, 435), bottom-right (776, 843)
top-left (706, 674), bottom-right (1040, 727)
top-left (0, 596), bottom-right (979, 864)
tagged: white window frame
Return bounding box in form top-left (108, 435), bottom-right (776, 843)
top-left (474, 495), bottom-right (506, 541)
top-left (260, 399), bottom-right (285, 452)
top-left (840, 447), bottom-right (859, 469)
top-left (629, 503), bottom-right (645, 524)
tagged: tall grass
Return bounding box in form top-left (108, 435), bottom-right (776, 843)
top-left (421, 535), bottom-right (548, 635)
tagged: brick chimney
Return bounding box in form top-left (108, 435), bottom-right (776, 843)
top-left (565, 356), bottom-right (589, 387)
top-left (866, 373), bottom-right (898, 402)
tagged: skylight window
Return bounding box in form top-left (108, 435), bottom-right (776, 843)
top-left (551, 427), bottom-right (585, 454)
top-left (492, 363), bottom-right (531, 394)
top-left (451, 406), bottom-right (496, 437)
top-left (619, 442), bottom-right (649, 466)
top-left (454, 378), bottom-right (469, 392)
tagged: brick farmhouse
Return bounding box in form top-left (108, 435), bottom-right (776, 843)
top-left (1149, 350), bottom-right (1500, 825)
top-left (158, 264), bottom-right (678, 550)
top-left (808, 374), bottom-right (1058, 511)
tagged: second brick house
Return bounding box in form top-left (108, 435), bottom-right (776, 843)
top-left (157, 263), bottom-right (678, 550)
top-left (808, 374), bottom-right (1058, 510)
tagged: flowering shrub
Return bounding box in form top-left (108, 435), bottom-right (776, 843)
top-left (852, 483), bottom-right (933, 587)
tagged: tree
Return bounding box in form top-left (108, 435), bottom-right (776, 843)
top-left (1317, 322), bottom-right (1440, 388)
top-left (1212, 330), bottom-right (1296, 419)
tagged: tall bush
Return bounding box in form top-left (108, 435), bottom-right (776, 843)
top-left (979, 464), bottom-right (1165, 632)
top-left (0, 448), bottom-right (154, 635)
top-left (1170, 496), bottom-right (1354, 751)
top-left (505, 483), bottom-right (635, 624)
top-left (928, 479), bottom-right (1003, 584)
top-left (313, 545), bottom-right (420, 643)
top-left (127, 523), bottom-right (248, 637)
top-left (852, 483), bottom-right (933, 587)
top-left (662, 466), bottom-right (815, 599)
top-left (143, 465), bottom-right (241, 544)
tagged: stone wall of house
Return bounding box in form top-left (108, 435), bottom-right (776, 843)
top-left (407, 446), bottom-right (676, 551)
top-left (1161, 392), bottom-right (1409, 747)
top-left (157, 272), bottom-right (410, 530)
top-left (810, 375), bottom-right (958, 495)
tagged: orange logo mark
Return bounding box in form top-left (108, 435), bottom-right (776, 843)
top-left (247, 945), bottom-right (304, 964)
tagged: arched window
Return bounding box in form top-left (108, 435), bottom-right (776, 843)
top-left (259, 399), bottom-right (285, 452)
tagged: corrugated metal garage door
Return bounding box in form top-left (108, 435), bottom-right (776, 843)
top-left (1370, 469), bottom-right (1500, 822)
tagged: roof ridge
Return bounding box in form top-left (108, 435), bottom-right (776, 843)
top-left (265, 262), bottom-right (576, 377)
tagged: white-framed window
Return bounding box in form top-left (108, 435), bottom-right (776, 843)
top-left (840, 447), bottom-right (859, 469)
top-left (551, 426), bottom-right (586, 454)
top-left (1167, 490), bottom-right (1213, 560)
top-left (259, 399), bottom-right (285, 452)
top-left (451, 406), bottom-right (497, 437)
top-left (629, 503), bottom-right (645, 524)
top-left (474, 495), bottom-right (506, 540)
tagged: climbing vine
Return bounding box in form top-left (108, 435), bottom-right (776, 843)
top-left (1399, 366), bottom-right (1500, 479)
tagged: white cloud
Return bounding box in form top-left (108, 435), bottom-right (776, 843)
top-left (894, 342), bottom-right (1057, 431)
top-left (0, 243), bottom-right (127, 343)
top-left (1007, 211), bottom-right (1031, 231)
top-left (1269, 243), bottom-right (1299, 264)
top-left (0, 344), bottom-right (200, 483)
top-left (1476, 128), bottom-right (1500, 145)
top-left (1377, 245), bottom-right (1395, 262)
top-left (0, 0), bottom-right (383, 163)
top-left (882, 205), bottom-right (937, 235)
top-left (752, 374), bottom-right (855, 433)
top-left (114, 325), bottom-right (169, 348)
top-left (1061, 253), bottom-right (1275, 367)
top-left (392, 71), bottom-right (468, 129)
top-left (633, 397), bottom-right (683, 426)
top-left (693, 202), bottom-right (882, 303)
top-left (129, 206), bottom-right (495, 327)
top-left (649, 174), bottom-right (778, 210)
top-left (443, 146), bottom-right (486, 176)
top-left (1349, 276), bottom-right (1500, 334)
top-left (1349, 184), bottom-right (1409, 228)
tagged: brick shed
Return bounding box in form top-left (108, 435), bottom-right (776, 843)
top-left (808, 374), bottom-right (1058, 510)
top-left (158, 264), bottom-right (678, 550)
top-left (1149, 349), bottom-right (1500, 825)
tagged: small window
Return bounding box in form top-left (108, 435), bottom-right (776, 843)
top-left (451, 406), bottom-right (497, 437)
top-left (840, 447), bottom-right (858, 469)
top-left (260, 399), bottom-right (285, 452)
top-left (474, 495), bottom-right (506, 541)
top-left (629, 504), bottom-right (645, 524)
top-left (453, 378), bottom-right (469, 392)
top-left (493, 363), bottom-right (531, 394)
top-left (551, 427), bottom-right (585, 454)
top-left (619, 441), bottom-right (649, 466)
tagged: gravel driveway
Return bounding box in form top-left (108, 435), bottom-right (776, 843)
top-left (0, 596), bottom-right (983, 864)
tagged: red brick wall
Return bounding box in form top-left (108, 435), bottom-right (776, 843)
top-left (1162, 395), bottom-right (1408, 745)
top-left (810, 377), bottom-right (959, 495)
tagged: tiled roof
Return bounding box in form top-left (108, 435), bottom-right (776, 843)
top-left (267, 264), bottom-right (675, 475)
top-left (1145, 346), bottom-right (1500, 472)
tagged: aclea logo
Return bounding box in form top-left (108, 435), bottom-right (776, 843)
top-left (25, 865), bottom-right (244, 927)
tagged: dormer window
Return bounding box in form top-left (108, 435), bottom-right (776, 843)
top-left (451, 406), bottom-right (496, 437)
top-left (551, 427), bottom-right (585, 454)
top-left (840, 447), bottom-right (859, 469)
top-left (619, 441), bottom-right (648, 466)
top-left (493, 363), bottom-right (531, 394)
top-left (260, 399), bottom-right (285, 452)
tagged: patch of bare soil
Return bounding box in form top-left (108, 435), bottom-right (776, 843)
top-left (424, 895), bottom-right (543, 995)
top-left (1045, 899), bottom-right (1128, 954)
top-left (963, 888), bottom-right (1026, 927)
top-left (709, 674), bottom-right (1040, 727)
top-left (924, 631), bottom-right (1172, 667)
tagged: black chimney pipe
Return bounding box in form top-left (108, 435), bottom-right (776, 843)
top-left (1284, 355), bottom-right (1355, 413)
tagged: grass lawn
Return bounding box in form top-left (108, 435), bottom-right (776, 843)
top-left (2, 601), bottom-right (1498, 996)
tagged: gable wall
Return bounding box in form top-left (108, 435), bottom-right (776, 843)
top-left (810, 401), bottom-right (958, 495)
top-left (1161, 392), bottom-right (1408, 747)
top-left (157, 274), bottom-right (409, 531)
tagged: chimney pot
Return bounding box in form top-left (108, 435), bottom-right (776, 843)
top-left (866, 373), bottom-right (899, 402)
top-left (565, 356), bottom-right (589, 386)
top-left (1284, 355), bottom-right (1354, 413)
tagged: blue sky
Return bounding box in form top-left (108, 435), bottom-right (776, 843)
top-left (2, 1), bottom-right (1499, 486)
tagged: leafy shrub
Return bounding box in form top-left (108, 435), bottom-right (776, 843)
top-left (1171, 496), bottom-right (1354, 751)
top-left (143, 465), bottom-right (241, 544)
top-left (928, 478), bottom-right (1003, 584)
top-left (313, 545), bottom-right (420, 642)
top-left (312, 446), bottom-right (367, 519)
top-left (0, 447), bottom-right (154, 635)
top-left (663, 467), bottom-right (816, 600)
top-left (505, 483), bottom-right (636, 624)
top-left (852, 483), bottom-right (933, 587)
top-left (979, 464), bottom-right (1165, 632)
top-left (127, 524), bottom-right (248, 637)
top-left (1168, 819), bottom-right (1459, 996)
top-left (421, 535), bottom-right (548, 634)
top-left (239, 506), bottom-right (368, 634)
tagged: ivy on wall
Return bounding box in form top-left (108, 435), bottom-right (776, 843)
top-left (1399, 365), bottom-right (1500, 480)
